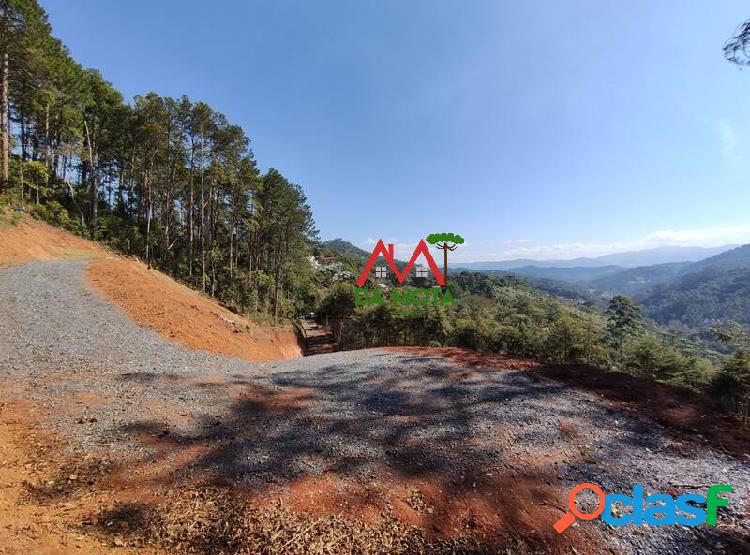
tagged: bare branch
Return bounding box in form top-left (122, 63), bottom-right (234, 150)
top-left (724, 19), bottom-right (750, 66)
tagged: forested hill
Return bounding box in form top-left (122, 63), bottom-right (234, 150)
top-left (638, 266), bottom-right (750, 328)
top-left (0, 0), bottom-right (316, 323)
top-left (322, 239), bottom-right (370, 261)
top-left (587, 262), bottom-right (693, 296)
top-left (687, 244), bottom-right (750, 272)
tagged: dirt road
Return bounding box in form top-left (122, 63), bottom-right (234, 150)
top-left (1, 259), bottom-right (749, 553)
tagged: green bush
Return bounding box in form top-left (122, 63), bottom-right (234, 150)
top-left (31, 201), bottom-right (71, 229)
top-left (711, 349), bottom-right (750, 412)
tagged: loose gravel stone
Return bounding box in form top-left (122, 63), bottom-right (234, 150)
top-left (0, 260), bottom-right (748, 554)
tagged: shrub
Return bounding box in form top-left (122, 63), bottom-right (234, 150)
top-left (31, 201), bottom-right (71, 229)
top-left (711, 349), bottom-right (750, 413)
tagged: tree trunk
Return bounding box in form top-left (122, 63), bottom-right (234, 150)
top-left (83, 119), bottom-right (98, 235)
top-left (44, 101), bottom-right (51, 178)
top-left (1, 50), bottom-right (8, 187)
top-left (200, 125), bottom-right (206, 291)
top-left (144, 167), bottom-right (152, 269)
top-left (442, 242), bottom-right (448, 282)
top-left (187, 140), bottom-right (195, 277)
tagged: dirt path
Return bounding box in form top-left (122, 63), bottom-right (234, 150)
top-left (1, 215), bottom-right (301, 363)
top-left (300, 319), bottom-right (337, 355)
top-left (0, 259), bottom-right (749, 552)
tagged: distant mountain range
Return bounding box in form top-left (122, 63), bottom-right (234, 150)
top-left (456, 244), bottom-right (738, 271)
top-left (323, 238), bottom-right (750, 329)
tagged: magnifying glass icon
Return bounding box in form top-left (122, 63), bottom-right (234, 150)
top-left (553, 482), bottom-right (606, 534)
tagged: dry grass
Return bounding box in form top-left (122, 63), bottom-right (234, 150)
top-left (85, 486), bottom-right (546, 554)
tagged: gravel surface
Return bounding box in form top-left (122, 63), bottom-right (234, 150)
top-left (1, 260), bottom-right (749, 554)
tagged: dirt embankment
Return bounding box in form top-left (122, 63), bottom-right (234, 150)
top-left (0, 216), bottom-right (103, 267)
top-left (0, 215), bottom-right (301, 362)
top-left (86, 258), bottom-right (301, 362)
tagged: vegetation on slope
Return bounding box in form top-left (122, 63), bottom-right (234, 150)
top-left (1, 0), bottom-right (316, 325)
top-left (640, 267), bottom-right (750, 329)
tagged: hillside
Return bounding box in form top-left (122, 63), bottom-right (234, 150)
top-left (625, 245), bottom-right (750, 329)
top-left (321, 238), bottom-right (370, 260)
top-left (0, 214), bottom-right (101, 266)
top-left (1, 214), bottom-right (301, 361)
top-left (638, 266), bottom-right (750, 328)
top-left (587, 261), bottom-right (693, 295)
top-left (477, 245), bottom-right (750, 332)
top-left (687, 243), bottom-right (750, 272)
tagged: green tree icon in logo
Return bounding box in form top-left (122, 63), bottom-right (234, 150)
top-left (426, 232), bottom-right (464, 283)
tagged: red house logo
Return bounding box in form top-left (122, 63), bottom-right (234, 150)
top-left (356, 239), bottom-right (445, 287)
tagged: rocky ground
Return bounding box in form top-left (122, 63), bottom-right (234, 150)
top-left (1, 260), bottom-right (749, 553)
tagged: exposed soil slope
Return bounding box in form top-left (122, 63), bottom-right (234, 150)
top-left (87, 258), bottom-right (301, 361)
top-left (0, 215), bottom-right (300, 362)
top-left (0, 216), bottom-right (103, 267)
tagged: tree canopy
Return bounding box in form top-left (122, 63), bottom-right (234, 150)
top-left (426, 232), bottom-right (464, 245)
top-left (0, 0), bottom-right (317, 322)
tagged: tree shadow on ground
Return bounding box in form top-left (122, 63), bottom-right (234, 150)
top-left (107, 356), bottom-right (599, 552)
top-left (68, 350), bottom-right (749, 552)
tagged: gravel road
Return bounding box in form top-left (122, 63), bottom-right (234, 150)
top-left (0, 260), bottom-right (748, 554)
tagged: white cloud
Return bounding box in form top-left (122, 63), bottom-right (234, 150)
top-left (643, 225), bottom-right (750, 246)
top-left (715, 119), bottom-right (737, 161)
top-left (358, 225), bottom-right (750, 263)
top-left (451, 225), bottom-right (750, 261)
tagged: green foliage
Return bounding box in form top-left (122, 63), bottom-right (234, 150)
top-left (711, 348), bottom-right (750, 413)
top-left (711, 320), bottom-right (747, 347)
top-left (0, 0), bottom-right (317, 325)
top-left (30, 200), bottom-right (71, 229)
top-left (318, 282), bottom-right (355, 320)
top-left (545, 310), bottom-right (610, 366)
top-left (426, 232), bottom-right (464, 245)
top-left (606, 295), bottom-right (642, 350)
top-left (320, 239), bottom-right (370, 261)
top-left (639, 264), bottom-right (750, 329)
top-left (619, 336), bottom-right (714, 389)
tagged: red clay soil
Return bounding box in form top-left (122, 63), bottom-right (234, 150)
top-left (86, 257), bottom-right (301, 362)
top-left (384, 347), bottom-right (541, 371)
top-left (0, 393), bottom-right (148, 554)
top-left (274, 468), bottom-right (596, 552)
top-left (0, 215), bottom-right (104, 267)
top-left (0, 215), bottom-right (301, 362)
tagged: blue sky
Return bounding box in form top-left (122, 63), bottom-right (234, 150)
top-left (43, 1), bottom-right (750, 261)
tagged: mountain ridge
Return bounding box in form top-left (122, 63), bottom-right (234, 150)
top-left (456, 244), bottom-right (739, 270)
